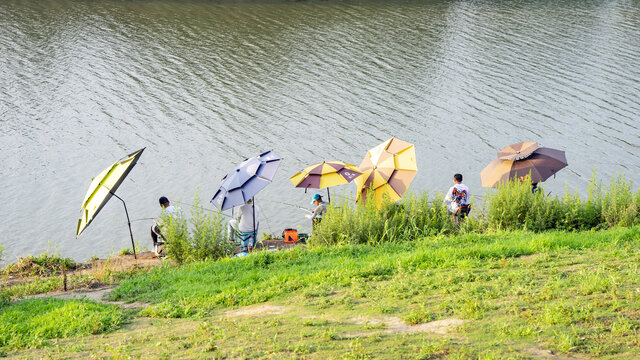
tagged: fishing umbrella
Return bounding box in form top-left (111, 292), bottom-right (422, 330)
top-left (354, 137), bottom-right (417, 208)
top-left (76, 148), bottom-right (145, 258)
top-left (289, 161), bottom-right (362, 202)
top-left (211, 150), bottom-right (282, 238)
top-left (498, 141), bottom-right (539, 161)
top-left (481, 147), bottom-right (568, 188)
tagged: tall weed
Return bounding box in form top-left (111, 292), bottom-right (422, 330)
top-left (161, 192), bottom-right (232, 265)
top-left (314, 173), bottom-right (639, 245)
top-left (312, 191), bottom-right (455, 246)
top-left (485, 173), bottom-right (639, 232)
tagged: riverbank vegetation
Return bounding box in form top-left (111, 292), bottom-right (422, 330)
top-left (315, 174), bottom-right (639, 246)
top-left (9, 226), bottom-right (640, 359)
top-left (160, 193), bottom-right (233, 265)
top-left (2, 175), bottom-right (640, 358)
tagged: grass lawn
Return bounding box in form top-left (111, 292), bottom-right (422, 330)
top-left (0, 298), bottom-right (127, 355)
top-left (6, 227), bottom-right (640, 359)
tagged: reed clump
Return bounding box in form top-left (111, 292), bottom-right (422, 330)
top-left (485, 173), bottom-right (640, 231)
top-left (312, 191), bottom-right (455, 246)
top-left (161, 192), bottom-right (233, 265)
top-left (313, 174), bottom-right (640, 246)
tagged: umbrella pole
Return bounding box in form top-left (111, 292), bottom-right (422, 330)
top-left (327, 188), bottom-right (330, 203)
top-left (252, 198), bottom-right (256, 252)
top-left (110, 192), bottom-right (137, 259)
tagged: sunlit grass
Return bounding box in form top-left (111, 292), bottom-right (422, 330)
top-left (0, 298), bottom-right (126, 352)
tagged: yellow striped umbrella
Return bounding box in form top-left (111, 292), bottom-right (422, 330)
top-left (77, 148), bottom-right (144, 258)
top-left (290, 161), bottom-right (362, 201)
top-left (355, 137), bottom-right (417, 208)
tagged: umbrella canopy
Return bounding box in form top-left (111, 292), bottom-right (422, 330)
top-left (211, 150), bottom-right (282, 211)
top-left (498, 141), bottom-right (539, 161)
top-left (76, 148), bottom-right (145, 238)
top-left (289, 161), bottom-right (362, 189)
top-left (481, 147), bottom-right (568, 187)
top-left (354, 137), bottom-right (417, 208)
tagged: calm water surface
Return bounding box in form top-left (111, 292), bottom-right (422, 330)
top-left (1, 0), bottom-right (639, 261)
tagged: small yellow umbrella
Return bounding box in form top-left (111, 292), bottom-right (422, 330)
top-left (77, 148), bottom-right (145, 258)
top-left (355, 137), bottom-right (417, 208)
top-left (290, 161), bottom-right (362, 201)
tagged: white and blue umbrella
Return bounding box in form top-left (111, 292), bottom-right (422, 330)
top-left (211, 150), bottom-right (282, 211)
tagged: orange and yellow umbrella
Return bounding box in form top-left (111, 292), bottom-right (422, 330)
top-left (355, 137), bottom-right (417, 208)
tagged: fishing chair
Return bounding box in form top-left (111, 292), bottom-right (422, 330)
top-left (229, 223), bottom-right (260, 251)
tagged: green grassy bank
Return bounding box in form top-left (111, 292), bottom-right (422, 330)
top-left (3, 175), bottom-right (640, 358)
top-left (102, 226), bottom-right (640, 358)
top-left (4, 226), bottom-right (640, 359)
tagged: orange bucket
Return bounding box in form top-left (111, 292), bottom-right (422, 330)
top-left (283, 228), bottom-right (298, 243)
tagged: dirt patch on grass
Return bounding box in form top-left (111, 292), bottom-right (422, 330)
top-left (86, 251), bottom-right (164, 273)
top-left (225, 304), bottom-right (287, 317)
top-left (28, 286), bottom-right (149, 309)
top-left (348, 316), bottom-right (465, 337)
top-left (526, 347), bottom-right (588, 359)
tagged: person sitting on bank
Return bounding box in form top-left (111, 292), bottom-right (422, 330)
top-left (228, 199), bottom-right (259, 251)
top-left (151, 196), bottom-right (181, 256)
top-left (445, 173), bottom-right (471, 223)
top-left (307, 194), bottom-right (328, 230)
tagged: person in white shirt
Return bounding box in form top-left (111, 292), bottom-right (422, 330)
top-left (151, 196), bottom-right (182, 256)
top-left (445, 174), bottom-right (471, 222)
top-left (228, 199), bottom-right (259, 251)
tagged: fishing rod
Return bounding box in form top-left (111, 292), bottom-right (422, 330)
top-left (260, 199), bottom-right (312, 213)
top-left (173, 200), bottom-right (229, 216)
top-left (131, 217), bottom-right (157, 222)
top-left (131, 200), bottom-right (230, 223)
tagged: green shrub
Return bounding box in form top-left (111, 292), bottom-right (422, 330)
top-left (485, 173), bottom-right (639, 232)
top-left (189, 193), bottom-right (232, 262)
top-left (0, 298), bottom-right (125, 351)
top-left (161, 207), bottom-right (191, 265)
top-left (118, 248), bottom-right (133, 256)
top-left (600, 174), bottom-right (640, 227)
top-left (161, 192), bottom-right (233, 265)
top-left (312, 191), bottom-right (454, 246)
top-left (313, 173), bottom-right (639, 244)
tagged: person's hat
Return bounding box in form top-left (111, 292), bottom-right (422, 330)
top-left (311, 193), bottom-right (322, 204)
top-left (159, 196), bottom-right (169, 205)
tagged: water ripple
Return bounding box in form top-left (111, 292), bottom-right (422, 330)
top-left (1, 0), bottom-right (639, 260)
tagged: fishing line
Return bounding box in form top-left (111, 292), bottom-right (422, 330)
top-left (260, 199), bottom-right (312, 213)
top-left (174, 200), bottom-right (229, 216)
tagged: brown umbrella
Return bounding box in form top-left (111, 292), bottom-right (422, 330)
top-left (497, 141), bottom-right (539, 161)
top-left (481, 147), bottom-right (568, 187)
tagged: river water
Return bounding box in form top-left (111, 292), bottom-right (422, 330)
top-left (1, 0), bottom-right (639, 262)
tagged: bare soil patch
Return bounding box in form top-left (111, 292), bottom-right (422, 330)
top-left (84, 251), bottom-right (164, 274)
top-left (526, 347), bottom-right (589, 359)
top-left (225, 304), bottom-right (287, 317)
top-left (348, 316), bottom-right (465, 337)
top-left (28, 286), bottom-right (149, 309)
